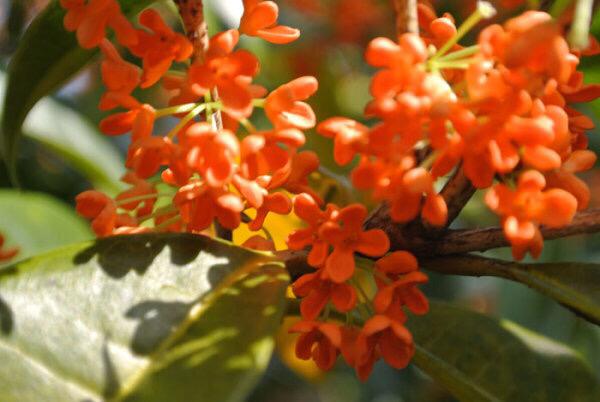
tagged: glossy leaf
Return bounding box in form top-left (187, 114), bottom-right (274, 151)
top-left (1, 0), bottom-right (152, 178)
top-left (0, 73), bottom-right (124, 194)
top-left (0, 233), bottom-right (289, 401)
top-left (409, 302), bottom-right (600, 402)
top-left (422, 255), bottom-right (600, 326)
top-left (0, 190), bottom-right (91, 263)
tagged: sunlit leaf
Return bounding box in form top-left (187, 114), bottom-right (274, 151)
top-left (0, 233), bottom-right (289, 402)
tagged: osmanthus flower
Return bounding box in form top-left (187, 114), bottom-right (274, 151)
top-left (60, 0), bottom-right (137, 49)
top-left (240, 0), bottom-right (300, 44)
top-left (317, 118), bottom-right (369, 166)
top-left (485, 170), bottom-right (578, 260)
top-left (319, 204), bottom-right (390, 283)
top-left (99, 100), bottom-right (156, 140)
top-left (417, 3), bottom-right (457, 51)
top-left (373, 251), bottom-right (429, 317)
top-left (128, 9), bottom-right (193, 88)
top-left (75, 190), bottom-right (118, 237)
top-left (354, 315), bottom-right (415, 380)
top-left (126, 136), bottom-right (174, 179)
top-left (289, 321), bottom-right (342, 371)
top-left (240, 127), bottom-right (306, 180)
top-left (187, 30), bottom-right (260, 119)
top-left (174, 181), bottom-right (244, 232)
top-left (98, 39), bottom-right (141, 110)
top-left (115, 173), bottom-right (157, 218)
top-left (265, 76), bottom-right (319, 130)
top-left (0, 234), bottom-right (18, 263)
top-left (287, 193), bottom-right (339, 267)
top-left (546, 150), bottom-right (597, 212)
top-left (292, 271), bottom-right (357, 320)
top-left (179, 122), bottom-right (240, 188)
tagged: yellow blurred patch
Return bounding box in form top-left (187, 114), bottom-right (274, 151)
top-left (276, 316), bottom-right (326, 382)
top-left (233, 208), bottom-right (303, 250)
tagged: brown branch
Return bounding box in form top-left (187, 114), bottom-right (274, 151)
top-left (175, 0), bottom-right (228, 238)
top-left (174, 0), bottom-right (209, 63)
top-left (403, 208), bottom-right (600, 256)
top-left (288, 208), bottom-right (600, 279)
top-left (392, 0), bottom-right (419, 35)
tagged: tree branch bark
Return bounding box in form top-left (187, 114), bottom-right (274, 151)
top-left (392, 0), bottom-right (419, 35)
top-left (175, 0), bottom-right (229, 240)
top-left (285, 208), bottom-right (600, 279)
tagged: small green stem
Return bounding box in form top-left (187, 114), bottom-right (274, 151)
top-left (166, 103), bottom-right (207, 139)
top-left (431, 2), bottom-right (496, 61)
top-left (569, 0), bottom-right (593, 49)
top-left (239, 118), bottom-right (257, 133)
top-left (155, 103), bottom-right (199, 118)
top-left (252, 98), bottom-right (266, 108)
top-left (115, 193), bottom-right (166, 206)
top-left (154, 215), bottom-right (182, 231)
top-left (436, 45), bottom-right (480, 62)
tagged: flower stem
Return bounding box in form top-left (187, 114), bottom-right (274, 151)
top-left (166, 103), bottom-right (206, 139)
top-left (431, 1), bottom-right (496, 61)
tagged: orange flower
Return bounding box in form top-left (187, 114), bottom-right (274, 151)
top-left (546, 150), bottom-right (597, 211)
top-left (240, 127), bottom-right (305, 179)
top-left (280, 151), bottom-right (322, 202)
top-left (115, 173), bottom-right (157, 218)
top-left (319, 204), bottom-right (390, 283)
top-left (129, 9), bottom-right (193, 88)
top-left (373, 252), bottom-right (429, 317)
top-left (289, 321), bottom-right (342, 371)
top-left (180, 123), bottom-right (240, 187)
top-left (355, 315), bottom-right (414, 380)
top-left (98, 39), bottom-right (141, 109)
top-left (317, 118), bottom-right (369, 165)
top-left (265, 77), bottom-right (319, 129)
top-left (292, 272), bottom-right (357, 320)
top-left (0, 234), bottom-right (18, 263)
top-left (485, 170), bottom-right (578, 259)
top-left (174, 181), bottom-right (244, 231)
top-left (188, 30), bottom-right (260, 119)
top-left (75, 190), bottom-right (117, 237)
top-left (240, 0), bottom-right (300, 44)
top-left (287, 193), bottom-right (338, 267)
top-left (60, 0), bottom-right (137, 48)
top-left (126, 136), bottom-right (173, 179)
top-left (248, 192), bottom-right (292, 231)
top-left (99, 99), bottom-right (156, 142)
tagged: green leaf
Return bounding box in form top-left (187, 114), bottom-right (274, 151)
top-left (0, 190), bottom-right (91, 262)
top-left (1, 0), bottom-right (152, 180)
top-left (422, 255), bottom-right (600, 326)
top-left (0, 233), bottom-right (289, 401)
top-left (0, 72), bottom-right (124, 194)
top-left (409, 302), bottom-right (600, 402)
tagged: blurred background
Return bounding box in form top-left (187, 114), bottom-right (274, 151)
top-left (0, 1), bottom-right (599, 401)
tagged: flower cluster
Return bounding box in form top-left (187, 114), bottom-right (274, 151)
top-left (0, 233), bottom-right (18, 263)
top-left (62, 0), bottom-right (319, 239)
top-left (288, 194), bottom-right (428, 379)
top-left (317, 2), bottom-right (600, 259)
top-left (61, 0), bottom-right (600, 381)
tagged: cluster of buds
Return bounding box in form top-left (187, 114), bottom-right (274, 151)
top-left (63, 0), bottom-right (320, 241)
top-left (60, 0), bottom-right (600, 380)
top-left (317, 2), bottom-right (600, 260)
top-left (287, 194), bottom-right (428, 379)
